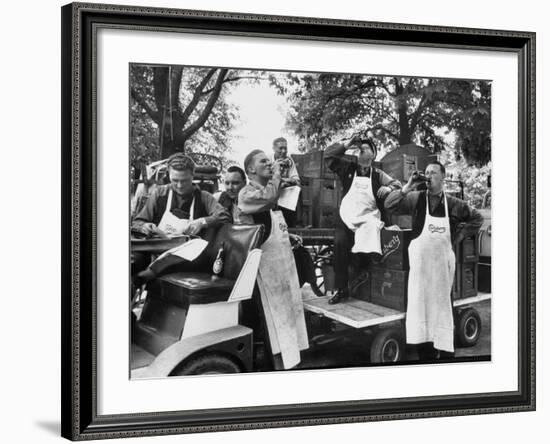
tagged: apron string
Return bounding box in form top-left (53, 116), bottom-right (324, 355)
top-left (163, 189), bottom-right (173, 218)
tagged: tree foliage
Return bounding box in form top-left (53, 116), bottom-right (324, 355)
top-left (130, 64), bottom-right (260, 169)
top-left (279, 73), bottom-right (491, 166)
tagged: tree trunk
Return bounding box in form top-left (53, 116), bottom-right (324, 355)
top-left (394, 79), bottom-right (412, 146)
top-left (154, 66), bottom-right (185, 158)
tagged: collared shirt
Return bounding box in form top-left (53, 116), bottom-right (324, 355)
top-left (384, 189), bottom-right (483, 243)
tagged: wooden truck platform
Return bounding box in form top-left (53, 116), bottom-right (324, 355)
top-left (302, 289), bottom-right (491, 329)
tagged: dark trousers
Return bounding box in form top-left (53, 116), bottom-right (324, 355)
top-left (277, 206), bottom-right (297, 228)
top-left (415, 343), bottom-right (455, 362)
top-left (334, 215), bottom-right (361, 289)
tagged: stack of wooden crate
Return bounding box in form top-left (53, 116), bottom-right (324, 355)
top-left (292, 151), bottom-right (342, 228)
top-left (367, 228), bottom-right (413, 310)
top-left (452, 235), bottom-right (479, 300)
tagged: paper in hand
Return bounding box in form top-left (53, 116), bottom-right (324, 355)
top-left (277, 185), bottom-right (301, 211)
top-left (153, 238), bottom-right (208, 263)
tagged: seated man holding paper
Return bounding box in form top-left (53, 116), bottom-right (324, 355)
top-left (271, 137), bottom-right (301, 227)
top-left (131, 153), bottom-right (230, 284)
top-left (324, 136), bottom-right (401, 304)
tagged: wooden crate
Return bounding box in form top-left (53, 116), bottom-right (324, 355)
top-left (319, 178), bottom-right (341, 207)
top-left (478, 259), bottom-right (491, 293)
top-left (319, 205), bottom-right (339, 228)
top-left (379, 228), bottom-right (413, 270)
top-left (456, 235), bottom-right (479, 263)
top-left (370, 266), bottom-right (408, 311)
top-left (452, 262), bottom-right (479, 300)
top-left (297, 203), bottom-right (313, 227)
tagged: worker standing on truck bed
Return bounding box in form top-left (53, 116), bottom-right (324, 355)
top-left (385, 161), bottom-right (483, 360)
top-left (237, 149), bottom-right (309, 370)
top-left (325, 136), bottom-right (401, 304)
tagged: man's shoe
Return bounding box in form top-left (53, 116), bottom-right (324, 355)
top-left (328, 288), bottom-right (349, 305)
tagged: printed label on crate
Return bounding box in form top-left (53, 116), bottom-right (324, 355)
top-left (381, 234), bottom-right (401, 261)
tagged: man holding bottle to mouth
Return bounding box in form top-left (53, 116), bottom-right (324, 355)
top-left (385, 161), bottom-right (483, 361)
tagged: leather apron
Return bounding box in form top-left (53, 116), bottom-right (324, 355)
top-left (157, 189), bottom-right (195, 237)
top-left (339, 172), bottom-right (383, 254)
top-left (256, 210), bottom-right (309, 369)
top-left (406, 193), bottom-right (456, 352)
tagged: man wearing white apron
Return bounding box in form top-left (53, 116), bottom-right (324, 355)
top-left (131, 153), bottom-right (230, 283)
top-left (325, 137), bottom-right (401, 304)
top-left (237, 149), bottom-right (309, 370)
top-left (385, 161), bottom-right (483, 360)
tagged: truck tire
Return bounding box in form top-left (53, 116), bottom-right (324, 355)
top-left (455, 307), bottom-right (482, 347)
top-left (171, 353), bottom-right (242, 376)
top-left (370, 327), bottom-right (405, 363)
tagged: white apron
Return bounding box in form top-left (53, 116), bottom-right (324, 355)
top-left (157, 189), bottom-right (195, 237)
top-left (256, 210), bottom-right (309, 369)
top-left (406, 193), bottom-right (456, 352)
top-left (339, 172), bottom-right (383, 254)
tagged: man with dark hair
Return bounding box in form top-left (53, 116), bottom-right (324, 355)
top-left (271, 137), bottom-right (301, 227)
top-left (215, 165), bottom-right (247, 223)
top-left (385, 161), bottom-right (483, 361)
top-left (131, 153), bottom-right (230, 282)
top-left (237, 149), bottom-right (309, 370)
top-left (325, 136), bottom-right (401, 304)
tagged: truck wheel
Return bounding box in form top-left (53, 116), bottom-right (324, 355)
top-left (456, 307), bottom-right (482, 347)
top-left (171, 354), bottom-right (241, 376)
top-left (370, 327), bottom-right (405, 363)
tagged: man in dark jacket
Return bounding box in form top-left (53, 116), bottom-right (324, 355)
top-left (325, 137), bottom-right (401, 304)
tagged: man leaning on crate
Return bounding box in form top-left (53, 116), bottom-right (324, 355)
top-left (324, 135), bottom-right (401, 304)
top-left (384, 161), bottom-right (483, 360)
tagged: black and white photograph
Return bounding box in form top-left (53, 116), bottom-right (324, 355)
top-left (129, 64), bottom-right (492, 378)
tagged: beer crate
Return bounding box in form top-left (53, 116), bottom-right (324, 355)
top-left (478, 258), bottom-right (491, 293)
top-left (379, 228), bottom-right (413, 270)
top-left (370, 266), bottom-right (408, 311)
top-left (452, 262), bottom-right (479, 300)
top-left (456, 235), bottom-right (479, 263)
top-left (319, 205), bottom-right (339, 228)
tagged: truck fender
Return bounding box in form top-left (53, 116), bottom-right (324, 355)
top-left (132, 325), bottom-right (252, 379)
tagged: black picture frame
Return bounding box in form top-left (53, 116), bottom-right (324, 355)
top-left (61, 2), bottom-right (536, 440)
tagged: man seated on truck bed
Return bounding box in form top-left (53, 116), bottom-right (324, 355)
top-left (385, 161), bottom-right (483, 361)
top-left (131, 153), bottom-right (230, 285)
top-left (325, 136), bottom-right (401, 304)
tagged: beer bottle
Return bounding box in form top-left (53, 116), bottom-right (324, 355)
top-left (212, 242), bottom-right (225, 278)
